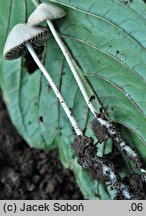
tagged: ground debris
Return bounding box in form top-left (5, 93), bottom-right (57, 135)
top-left (72, 135), bottom-right (146, 199)
top-left (72, 136), bottom-right (117, 183)
top-left (90, 118), bottom-right (108, 143)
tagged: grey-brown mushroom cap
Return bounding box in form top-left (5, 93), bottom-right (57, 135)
top-left (27, 3), bottom-right (66, 26)
top-left (3, 23), bottom-right (49, 60)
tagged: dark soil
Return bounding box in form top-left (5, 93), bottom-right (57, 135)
top-left (90, 118), bottom-right (108, 143)
top-left (72, 135), bottom-right (146, 199)
top-left (72, 136), bottom-right (110, 183)
top-left (0, 91), bottom-right (83, 200)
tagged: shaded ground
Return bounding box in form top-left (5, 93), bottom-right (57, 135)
top-left (0, 91), bottom-right (83, 200)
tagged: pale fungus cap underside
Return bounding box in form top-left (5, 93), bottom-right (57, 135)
top-left (3, 23), bottom-right (49, 60)
top-left (27, 3), bottom-right (66, 26)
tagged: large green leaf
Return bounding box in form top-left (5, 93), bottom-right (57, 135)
top-left (1, 0), bottom-right (146, 199)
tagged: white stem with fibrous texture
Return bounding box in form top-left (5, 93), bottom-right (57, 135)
top-left (26, 41), bottom-right (83, 136)
top-left (47, 19), bottom-right (97, 117)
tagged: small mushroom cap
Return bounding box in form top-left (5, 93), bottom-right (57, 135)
top-left (3, 23), bottom-right (49, 60)
top-left (27, 3), bottom-right (66, 26)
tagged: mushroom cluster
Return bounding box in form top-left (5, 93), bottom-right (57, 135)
top-left (3, 3), bottom-right (83, 135)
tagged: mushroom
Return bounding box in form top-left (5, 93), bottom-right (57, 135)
top-left (3, 25), bottom-right (133, 199)
top-left (3, 23), bottom-right (82, 136)
top-left (28, 3), bottom-right (66, 23)
top-left (28, 3), bottom-right (146, 171)
top-left (3, 24), bottom-right (49, 60)
top-left (27, 3), bottom-right (97, 117)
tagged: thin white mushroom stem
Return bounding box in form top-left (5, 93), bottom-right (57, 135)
top-left (26, 41), bottom-right (83, 136)
top-left (46, 19), bottom-right (97, 117)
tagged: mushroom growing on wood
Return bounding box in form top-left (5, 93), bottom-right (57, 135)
top-left (3, 23), bottom-right (82, 136)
